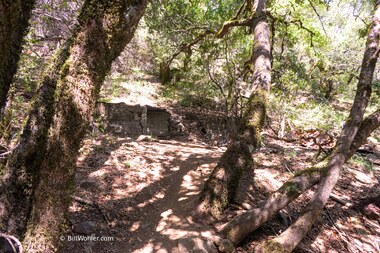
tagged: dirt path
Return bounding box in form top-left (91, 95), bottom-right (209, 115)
top-left (59, 131), bottom-right (380, 253)
top-left (61, 135), bottom-right (225, 253)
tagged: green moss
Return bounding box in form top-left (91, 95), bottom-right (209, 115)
top-left (242, 89), bottom-right (268, 147)
top-left (294, 158), bottom-right (329, 177)
top-left (259, 240), bottom-right (291, 253)
top-left (282, 181), bottom-right (301, 198)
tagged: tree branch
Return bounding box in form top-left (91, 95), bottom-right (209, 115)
top-left (307, 0), bottom-right (329, 38)
top-left (164, 30), bottom-right (214, 67)
top-left (215, 17), bottom-right (253, 38)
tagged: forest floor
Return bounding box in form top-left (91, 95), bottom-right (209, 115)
top-left (60, 69), bottom-right (380, 252)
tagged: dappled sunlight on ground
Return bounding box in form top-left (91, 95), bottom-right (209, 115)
top-left (59, 130), bottom-right (380, 253)
top-left (61, 134), bottom-right (224, 252)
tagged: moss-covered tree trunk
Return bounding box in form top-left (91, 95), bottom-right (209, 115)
top-left (0, 39), bottom-right (74, 238)
top-left (198, 0), bottom-right (271, 220)
top-left (0, 0), bottom-right (148, 251)
top-left (0, 0), bottom-right (35, 117)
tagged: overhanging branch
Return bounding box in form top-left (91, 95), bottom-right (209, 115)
top-left (215, 17), bottom-right (253, 38)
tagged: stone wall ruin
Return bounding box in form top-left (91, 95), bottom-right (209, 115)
top-left (95, 102), bottom-right (172, 137)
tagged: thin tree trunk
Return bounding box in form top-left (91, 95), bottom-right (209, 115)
top-left (258, 2), bottom-right (380, 251)
top-left (0, 0), bottom-right (148, 251)
top-left (198, 0), bottom-right (271, 220)
top-left (0, 0), bottom-right (35, 117)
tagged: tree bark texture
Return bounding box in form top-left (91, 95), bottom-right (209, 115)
top-left (0, 0), bottom-right (148, 252)
top-left (0, 0), bottom-right (35, 117)
top-left (198, 142), bottom-right (253, 219)
top-left (0, 39), bottom-right (74, 237)
top-left (199, 0), bottom-right (271, 221)
top-left (258, 2), bottom-right (380, 252)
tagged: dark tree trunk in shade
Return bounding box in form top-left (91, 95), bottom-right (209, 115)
top-left (0, 0), bottom-right (35, 117)
top-left (0, 0), bottom-right (148, 251)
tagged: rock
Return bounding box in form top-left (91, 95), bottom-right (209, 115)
top-left (72, 221), bottom-right (97, 235)
top-left (136, 135), bottom-right (154, 142)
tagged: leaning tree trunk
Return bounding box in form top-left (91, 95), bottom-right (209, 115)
top-left (0, 0), bottom-right (148, 252)
top-left (218, 108), bottom-right (380, 249)
top-left (258, 2), bottom-right (380, 251)
top-left (0, 0), bottom-right (35, 118)
top-left (198, 0), bottom-right (271, 220)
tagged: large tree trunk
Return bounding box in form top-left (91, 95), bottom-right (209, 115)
top-left (0, 39), bottom-right (74, 237)
top-left (198, 0), bottom-right (271, 220)
top-left (0, 0), bottom-right (148, 251)
top-left (0, 0), bottom-right (35, 117)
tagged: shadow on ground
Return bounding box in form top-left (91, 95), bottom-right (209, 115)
top-left (60, 134), bottom-right (224, 253)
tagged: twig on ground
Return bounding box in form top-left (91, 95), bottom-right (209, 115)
top-left (329, 193), bottom-right (352, 206)
top-left (72, 195), bottom-right (111, 225)
top-left (283, 159), bottom-right (293, 173)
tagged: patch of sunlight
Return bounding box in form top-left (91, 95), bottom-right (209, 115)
top-left (313, 238), bottom-right (327, 253)
top-left (132, 242), bottom-right (155, 253)
top-left (100, 97), bottom-right (129, 104)
top-left (114, 188), bottom-right (127, 196)
top-left (89, 168), bottom-right (107, 177)
top-left (180, 170), bottom-right (203, 196)
top-left (137, 171), bottom-right (147, 178)
top-left (154, 243), bottom-right (169, 253)
top-left (170, 166), bottom-right (180, 171)
top-left (255, 169), bottom-right (282, 191)
top-left (137, 191), bottom-right (165, 208)
top-left (156, 209), bottom-right (199, 240)
top-left (151, 166), bottom-right (163, 177)
top-left (184, 191), bottom-right (199, 196)
top-left (130, 221), bottom-right (140, 232)
top-left (352, 169), bottom-right (374, 183)
top-left (155, 191), bottom-right (165, 199)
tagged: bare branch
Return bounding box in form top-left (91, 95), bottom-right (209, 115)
top-left (307, 0), bottom-right (329, 38)
top-left (232, 0), bottom-right (247, 20)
